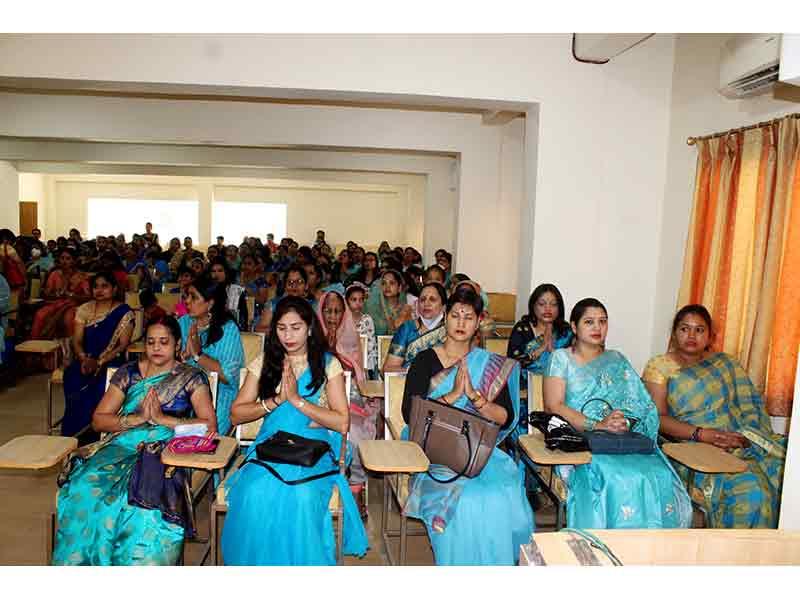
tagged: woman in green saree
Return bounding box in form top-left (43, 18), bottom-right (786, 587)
top-left (643, 304), bottom-right (787, 528)
top-left (52, 316), bottom-right (216, 565)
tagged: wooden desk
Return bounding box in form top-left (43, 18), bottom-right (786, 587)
top-left (358, 379), bottom-right (385, 399)
top-left (662, 442), bottom-right (747, 473)
top-left (0, 435), bottom-right (77, 470)
top-left (161, 436), bottom-right (237, 470)
top-left (518, 432), bottom-right (592, 466)
top-left (359, 440), bottom-right (429, 473)
top-left (126, 341), bottom-right (145, 357)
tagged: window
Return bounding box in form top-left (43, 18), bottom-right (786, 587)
top-left (87, 198), bottom-right (199, 245)
top-left (212, 201), bottom-right (287, 244)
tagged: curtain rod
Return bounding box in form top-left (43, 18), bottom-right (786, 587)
top-left (686, 112), bottom-right (800, 146)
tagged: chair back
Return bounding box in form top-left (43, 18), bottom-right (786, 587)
top-left (383, 372), bottom-right (407, 440)
top-left (29, 278), bottom-right (41, 300)
top-left (125, 291), bottom-right (141, 309)
top-left (377, 335), bottom-right (393, 369)
top-left (484, 337), bottom-right (509, 355)
top-left (235, 369), bottom-right (351, 448)
top-left (527, 372), bottom-right (544, 434)
top-left (245, 296), bottom-right (256, 329)
top-left (130, 308), bottom-right (144, 343)
top-left (240, 331), bottom-right (265, 367)
top-left (155, 293), bottom-right (181, 315)
top-left (359, 334), bottom-right (369, 370)
top-left (487, 292), bottom-right (516, 324)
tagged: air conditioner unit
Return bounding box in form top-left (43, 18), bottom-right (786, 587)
top-left (719, 33), bottom-right (781, 99)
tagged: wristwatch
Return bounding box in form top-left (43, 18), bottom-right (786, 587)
top-left (191, 351), bottom-right (202, 362)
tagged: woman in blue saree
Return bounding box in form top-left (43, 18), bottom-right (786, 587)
top-left (544, 298), bottom-right (692, 529)
top-left (223, 296), bottom-right (369, 565)
top-left (507, 283), bottom-right (573, 436)
top-left (53, 316), bottom-right (216, 565)
top-left (62, 272), bottom-right (135, 440)
top-left (178, 274), bottom-right (245, 435)
top-left (402, 286), bottom-right (535, 565)
top-left (383, 282), bottom-right (447, 374)
top-left (643, 304), bottom-right (786, 528)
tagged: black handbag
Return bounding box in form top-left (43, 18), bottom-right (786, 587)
top-left (528, 411), bottom-right (590, 452)
top-left (580, 399), bottom-right (655, 455)
top-left (243, 430), bottom-right (339, 486)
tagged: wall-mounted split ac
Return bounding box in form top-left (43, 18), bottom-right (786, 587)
top-left (719, 33), bottom-right (781, 99)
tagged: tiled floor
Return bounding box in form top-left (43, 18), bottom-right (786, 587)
top-left (0, 370), bottom-right (554, 566)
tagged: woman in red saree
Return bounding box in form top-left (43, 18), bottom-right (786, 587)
top-left (31, 247), bottom-right (91, 339)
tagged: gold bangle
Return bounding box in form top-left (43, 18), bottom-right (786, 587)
top-left (119, 414), bottom-right (131, 430)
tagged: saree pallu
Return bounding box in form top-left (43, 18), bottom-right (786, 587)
top-left (222, 354), bottom-right (369, 565)
top-left (365, 279), bottom-right (408, 336)
top-left (390, 320), bottom-right (447, 369)
top-left (31, 271), bottom-right (90, 339)
top-left (403, 349), bottom-right (535, 565)
top-left (62, 303), bottom-right (134, 437)
top-left (667, 353), bottom-right (787, 528)
top-left (546, 349), bottom-right (692, 529)
top-left (53, 365), bottom-right (201, 566)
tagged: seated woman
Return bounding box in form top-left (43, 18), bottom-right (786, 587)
top-left (508, 283), bottom-right (573, 374)
top-left (209, 257), bottom-right (248, 330)
top-left (543, 298), bottom-right (692, 529)
top-left (402, 287), bottom-right (534, 565)
top-left (62, 272), bottom-right (135, 441)
top-left (254, 266), bottom-right (310, 333)
top-left (345, 283), bottom-right (378, 376)
top-left (355, 251), bottom-right (381, 288)
top-left (452, 279), bottom-right (495, 343)
top-left (173, 265), bottom-right (195, 317)
top-left (239, 254), bottom-right (270, 323)
top-left (52, 316), bottom-right (216, 565)
top-left (383, 282), bottom-right (447, 374)
top-left (642, 304), bottom-right (787, 528)
top-left (364, 269), bottom-right (413, 337)
top-left (222, 296), bottom-right (369, 565)
top-left (31, 247), bottom-right (92, 340)
top-left (178, 274), bottom-right (245, 435)
top-left (140, 289), bottom-right (168, 323)
top-left (317, 290), bottom-right (374, 518)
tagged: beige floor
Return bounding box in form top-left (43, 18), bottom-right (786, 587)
top-left (0, 371), bottom-right (554, 566)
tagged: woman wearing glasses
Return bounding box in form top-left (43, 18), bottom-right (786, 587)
top-left (254, 266), bottom-right (311, 334)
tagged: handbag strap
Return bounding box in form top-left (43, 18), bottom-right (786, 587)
top-left (580, 397), bottom-right (614, 416)
top-left (421, 412), bottom-right (473, 484)
top-left (243, 450), bottom-right (339, 486)
top-left (561, 528), bottom-right (623, 566)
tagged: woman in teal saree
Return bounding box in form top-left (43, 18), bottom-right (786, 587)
top-left (364, 269), bottom-right (412, 336)
top-left (52, 316), bottom-right (216, 565)
top-left (223, 296), bottom-right (368, 565)
top-left (544, 298), bottom-right (692, 530)
top-left (383, 282), bottom-right (447, 373)
top-left (643, 304), bottom-right (786, 528)
top-left (402, 287), bottom-right (535, 565)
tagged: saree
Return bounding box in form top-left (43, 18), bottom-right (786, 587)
top-left (178, 316), bottom-right (244, 435)
top-left (391, 319), bottom-right (447, 368)
top-left (403, 348), bottom-right (535, 565)
top-left (31, 270), bottom-right (90, 339)
top-left (546, 348), bottom-right (692, 529)
top-left (507, 318), bottom-right (573, 375)
top-left (664, 353), bottom-right (786, 528)
top-left (62, 302), bottom-right (135, 437)
top-left (52, 362), bottom-right (208, 566)
top-left (364, 278), bottom-right (408, 336)
top-left (317, 291), bottom-right (376, 487)
top-left (221, 353), bottom-right (369, 565)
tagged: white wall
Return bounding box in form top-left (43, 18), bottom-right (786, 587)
top-left (0, 161), bottom-right (19, 231)
top-left (41, 173), bottom-right (425, 251)
top-left (653, 33), bottom-right (800, 356)
top-left (0, 33), bottom-right (677, 370)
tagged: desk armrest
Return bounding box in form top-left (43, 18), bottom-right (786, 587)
top-left (662, 442), bottom-right (747, 473)
top-left (161, 436), bottom-right (238, 470)
top-left (358, 440), bottom-right (429, 473)
top-left (518, 432), bottom-right (591, 466)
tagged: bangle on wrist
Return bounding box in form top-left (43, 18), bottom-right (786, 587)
top-left (260, 399), bottom-right (272, 415)
top-left (691, 427), bottom-right (703, 442)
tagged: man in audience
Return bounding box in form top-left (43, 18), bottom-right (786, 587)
top-left (266, 233), bottom-right (278, 254)
top-left (142, 222), bottom-right (159, 246)
top-left (216, 235), bottom-right (225, 249)
top-left (31, 228), bottom-right (42, 242)
top-left (423, 264), bottom-right (447, 285)
top-left (68, 228), bottom-right (82, 245)
top-left (314, 229), bottom-right (326, 247)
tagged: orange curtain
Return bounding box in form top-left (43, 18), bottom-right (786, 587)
top-left (678, 115), bottom-right (800, 416)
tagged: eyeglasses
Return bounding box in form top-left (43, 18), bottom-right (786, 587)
top-left (286, 279), bottom-right (305, 288)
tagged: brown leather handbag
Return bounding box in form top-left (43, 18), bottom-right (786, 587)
top-left (408, 395), bottom-right (501, 483)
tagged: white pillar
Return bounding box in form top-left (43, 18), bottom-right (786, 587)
top-left (0, 161), bottom-right (20, 232)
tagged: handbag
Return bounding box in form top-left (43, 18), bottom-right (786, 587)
top-left (528, 411), bottom-right (590, 452)
top-left (243, 430), bottom-right (339, 486)
top-left (408, 395), bottom-right (500, 483)
top-left (127, 441), bottom-right (195, 537)
top-left (580, 399), bottom-right (655, 455)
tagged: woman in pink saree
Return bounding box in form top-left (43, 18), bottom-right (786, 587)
top-left (31, 247), bottom-right (91, 340)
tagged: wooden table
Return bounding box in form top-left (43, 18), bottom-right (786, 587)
top-left (15, 340), bottom-right (62, 371)
top-left (0, 435), bottom-right (77, 470)
top-left (358, 379), bottom-right (385, 399)
top-left (359, 439), bottom-right (429, 565)
top-left (518, 432), bottom-right (592, 466)
top-left (126, 341), bottom-right (145, 357)
top-left (662, 442), bottom-right (748, 473)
